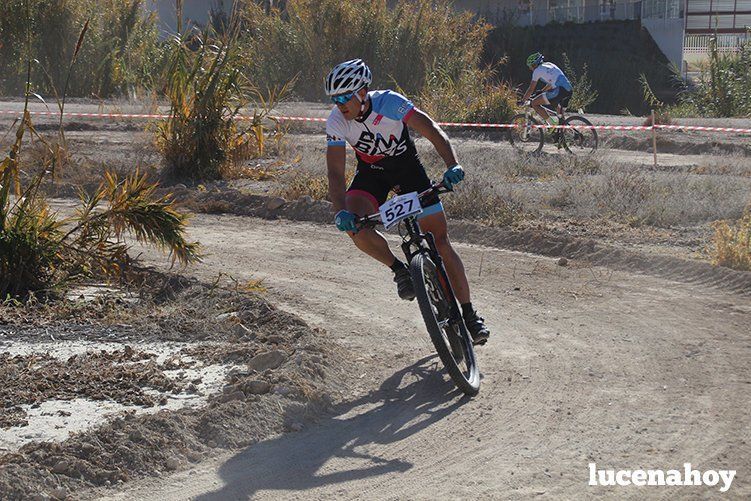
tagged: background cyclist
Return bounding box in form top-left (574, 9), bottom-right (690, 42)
top-left (324, 58), bottom-right (490, 345)
top-left (519, 52), bottom-right (573, 130)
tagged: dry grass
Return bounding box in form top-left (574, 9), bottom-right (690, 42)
top-left (274, 168), bottom-right (353, 202)
top-left (441, 175), bottom-right (522, 226)
top-left (262, 133), bottom-right (750, 234)
top-left (542, 166), bottom-right (751, 227)
top-left (710, 213), bottom-right (751, 271)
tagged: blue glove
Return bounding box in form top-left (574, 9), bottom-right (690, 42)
top-left (335, 210), bottom-right (357, 233)
top-left (442, 164), bottom-right (465, 189)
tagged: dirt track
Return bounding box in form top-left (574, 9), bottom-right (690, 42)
top-left (99, 214), bottom-right (750, 499)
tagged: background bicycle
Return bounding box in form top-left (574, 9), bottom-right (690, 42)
top-left (507, 92), bottom-right (598, 155)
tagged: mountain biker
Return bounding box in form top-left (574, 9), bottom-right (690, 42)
top-left (324, 58), bottom-right (490, 345)
top-left (519, 52), bottom-right (573, 130)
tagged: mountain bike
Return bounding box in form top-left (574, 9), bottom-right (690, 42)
top-left (356, 183), bottom-right (481, 396)
top-left (508, 92), bottom-right (598, 155)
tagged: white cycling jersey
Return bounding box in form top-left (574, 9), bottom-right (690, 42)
top-left (532, 62), bottom-right (572, 91)
top-left (326, 90), bottom-right (417, 167)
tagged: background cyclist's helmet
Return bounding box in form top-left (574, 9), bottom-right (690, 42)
top-left (527, 52), bottom-right (544, 68)
top-left (325, 58), bottom-right (372, 96)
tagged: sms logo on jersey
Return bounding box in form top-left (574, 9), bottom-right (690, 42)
top-left (353, 131), bottom-right (408, 158)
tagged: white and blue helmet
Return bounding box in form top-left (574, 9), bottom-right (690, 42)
top-left (325, 59), bottom-right (372, 96)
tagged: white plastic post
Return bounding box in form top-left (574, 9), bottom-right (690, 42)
top-left (651, 109), bottom-right (658, 168)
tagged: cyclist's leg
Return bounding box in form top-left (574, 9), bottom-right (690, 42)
top-left (417, 211), bottom-right (470, 304)
top-left (559, 89), bottom-right (572, 114)
top-left (419, 210), bottom-right (490, 343)
top-left (345, 166), bottom-right (395, 266)
top-left (398, 160), bottom-right (490, 341)
top-left (532, 92), bottom-right (552, 122)
top-left (395, 158), bottom-right (470, 304)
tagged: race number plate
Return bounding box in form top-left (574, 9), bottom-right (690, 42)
top-left (379, 192), bottom-right (422, 230)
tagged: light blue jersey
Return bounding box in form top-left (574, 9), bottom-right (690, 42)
top-left (532, 62), bottom-right (572, 92)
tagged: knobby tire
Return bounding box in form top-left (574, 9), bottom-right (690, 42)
top-left (409, 253), bottom-right (480, 396)
top-left (508, 113), bottom-right (544, 155)
top-left (562, 115), bottom-right (598, 154)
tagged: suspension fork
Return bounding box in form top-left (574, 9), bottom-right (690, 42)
top-left (420, 225), bottom-right (463, 324)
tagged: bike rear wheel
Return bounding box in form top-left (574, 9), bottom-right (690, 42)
top-left (409, 253), bottom-right (480, 396)
top-left (508, 113), bottom-right (544, 155)
top-left (561, 115), bottom-right (598, 155)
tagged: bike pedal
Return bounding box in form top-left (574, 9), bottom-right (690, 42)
top-left (472, 338), bottom-right (488, 346)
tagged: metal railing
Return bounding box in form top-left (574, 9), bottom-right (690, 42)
top-left (684, 33), bottom-right (750, 53)
top-left (514, 2), bottom-right (642, 26)
top-left (641, 0), bottom-right (682, 19)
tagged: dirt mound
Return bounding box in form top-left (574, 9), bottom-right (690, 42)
top-left (0, 273), bottom-right (350, 500)
top-left (446, 222), bottom-right (751, 296)
top-left (172, 187), bottom-right (751, 297)
top-left (605, 134), bottom-right (751, 156)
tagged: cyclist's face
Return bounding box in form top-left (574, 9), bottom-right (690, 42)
top-left (336, 88), bottom-right (365, 120)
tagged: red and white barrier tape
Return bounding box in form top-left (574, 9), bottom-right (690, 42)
top-left (0, 109), bottom-right (169, 119)
top-left (1, 109), bottom-right (750, 134)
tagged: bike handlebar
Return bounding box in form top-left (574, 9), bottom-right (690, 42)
top-left (355, 182), bottom-right (451, 229)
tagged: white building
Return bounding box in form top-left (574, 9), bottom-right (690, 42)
top-left (455, 0), bottom-right (750, 73)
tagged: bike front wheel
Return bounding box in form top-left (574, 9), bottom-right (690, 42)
top-left (409, 253), bottom-right (480, 396)
top-left (508, 113), bottom-right (544, 155)
top-left (561, 115), bottom-right (598, 155)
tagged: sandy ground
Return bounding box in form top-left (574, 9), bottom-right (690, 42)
top-left (93, 214), bottom-right (751, 500)
top-left (1, 98), bottom-right (749, 499)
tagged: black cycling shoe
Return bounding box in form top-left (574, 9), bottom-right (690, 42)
top-left (393, 266), bottom-right (415, 301)
top-left (464, 311), bottom-right (490, 345)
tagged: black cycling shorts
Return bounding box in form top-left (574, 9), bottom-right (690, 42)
top-left (346, 153), bottom-right (441, 213)
top-left (546, 87), bottom-right (573, 109)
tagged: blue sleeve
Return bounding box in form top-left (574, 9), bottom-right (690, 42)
top-left (371, 90), bottom-right (415, 121)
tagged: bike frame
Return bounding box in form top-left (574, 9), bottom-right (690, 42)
top-left (528, 92), bottom-right (566, 138)
top-left (357, 185), bottom-right (464, 327)
top-left (528, 91), bottom-right (566, 121)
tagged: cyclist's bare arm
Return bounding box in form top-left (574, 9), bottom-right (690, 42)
top-left (521, 79), bottom-right (538, 102)
top-left (523, 80), bottom-right (554, 102)
top-left (406, 109), bottom-right (458, 168)
top-left (326, 145), bottom-right (347, 212)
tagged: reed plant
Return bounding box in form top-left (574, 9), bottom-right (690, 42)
top-left (0, 0), bottom-right (160, 97)
top-left (240, 0), bottom-right (490, 101)
top-left (1, 12), bottom-right (199, 299)
top-left (154, 13), bottom-right (290, 182)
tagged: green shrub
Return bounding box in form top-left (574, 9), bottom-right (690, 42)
top-left (413, 65), bottom-right (516, 124)
top-left (1, 112), bottom-right (200, 298)
top-left (673, 35), bottom-right (751, 117)
top-left (562, 53), bottom-right (597, 112)
top-left (1, 12), bottom-right (199, 299)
